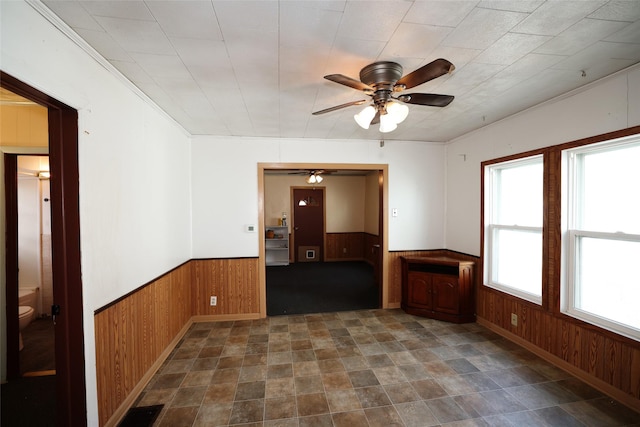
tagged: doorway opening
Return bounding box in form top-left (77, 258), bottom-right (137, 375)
top-left (1, 71), bottom-right (87, 426)
top-left (16, 155), bottom-right (56, 376)
top-left (259, 164), bottom-right (388, 317)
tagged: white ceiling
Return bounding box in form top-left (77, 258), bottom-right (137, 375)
top-left (40, 0), bottom-right (640, 142)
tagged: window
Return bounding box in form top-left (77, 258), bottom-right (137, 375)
top-left (484, 155), bottom-right (543, 304)
top-left (562, 135), bottom-right (640, 340)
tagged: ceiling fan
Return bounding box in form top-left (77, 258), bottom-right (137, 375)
top-left (312, 58), bottom-right (455, 133)
top-left (288, 169), bottom-right (335, 184)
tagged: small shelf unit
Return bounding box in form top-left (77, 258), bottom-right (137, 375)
top-left (265, 226), bottom-right (289, 266)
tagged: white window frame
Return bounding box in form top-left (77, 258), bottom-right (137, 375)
top-left (484, 155), bottom-right (543, 305)
top-left (561, 135), bottom-right (640, 341)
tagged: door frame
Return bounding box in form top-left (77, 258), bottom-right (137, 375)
top-left (258, 162), bottom-right (389, 317)
top-left (1, 71), bottom-right (87, 426)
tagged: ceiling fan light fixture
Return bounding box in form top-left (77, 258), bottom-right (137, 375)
top-left (386, 101), bottom-right (409, 124)
top-left (354, 105), bottom-right (376, 129)
top-left (305, 172), bottom-right (323, 184)
top-left (379, 113), bottom-right (397, 133)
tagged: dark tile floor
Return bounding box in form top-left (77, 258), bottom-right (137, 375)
top-left (21, 316), bottom-right (56, 375)
top-left (135, 309), bottom-right (640, 426)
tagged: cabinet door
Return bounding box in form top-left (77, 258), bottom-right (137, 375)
top-left (407, 272), bottom-right (432, 309)
top-left (432, 274), bottom-right (460, 314)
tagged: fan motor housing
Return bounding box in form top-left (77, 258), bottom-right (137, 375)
top-left (359, 61), bottom-right (403, 88)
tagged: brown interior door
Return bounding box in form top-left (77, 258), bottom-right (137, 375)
top-left (293, 188), bottom-right (325, 262)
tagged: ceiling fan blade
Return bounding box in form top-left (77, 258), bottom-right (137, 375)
top-left (324, 74), bottom-right (374, 92)
top-left (397, 93), bottom-right (454, 107)
top-left (370, 111), bottom-right (380, 125)
top-left (312, 100), bottom-right (368, 115)
top-left (395, 58), bottom-right (455, 90)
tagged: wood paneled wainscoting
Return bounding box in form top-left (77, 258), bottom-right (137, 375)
top-left (477, 127), bottom-right (640, 413)
top-left (390, 248), bottom-right (640, 411)
top-left (326, 232), bottom-right (364, 261)
top-left (325, 232), bottom-right (380, 262)
top-left (477, 287), bottom-right (640, 412)
top-left (94, 258), bottom-right (260, 426)
top-left (94, 262), bottom-right (192, 425)
top-left (191, 258), bottom-right (260, 319)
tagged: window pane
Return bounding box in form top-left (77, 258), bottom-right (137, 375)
top-left (576, 237), bottom-right (640, 330)
top-left (579, 144), bottom-right (640, 234)
top-left (493, 228), bottom-right (542, 297)
top-left (495, 161), bottom-right (542, 226)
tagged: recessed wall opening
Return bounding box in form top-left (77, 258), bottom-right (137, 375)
top-left (259, 164), bottom-right (388, 317)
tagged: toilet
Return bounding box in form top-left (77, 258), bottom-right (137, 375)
top-left (17, 287), bottom-right (39, 351)
top-left (18, 306), bottom-right (35, 351)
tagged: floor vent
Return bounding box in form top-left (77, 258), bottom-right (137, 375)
top-left (118, 405), bottom-right (163, 427)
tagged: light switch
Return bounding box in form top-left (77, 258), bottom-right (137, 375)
top-left (392, 208), bottom-right (398, 217)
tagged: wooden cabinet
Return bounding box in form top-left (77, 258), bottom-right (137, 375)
top-left (401, 256), bottom-right (475, 323)
top-left (265, 226), bottom-right (289, 266)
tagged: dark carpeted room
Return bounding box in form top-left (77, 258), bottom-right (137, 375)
top-left (266, 261), bottom-right (379, 316)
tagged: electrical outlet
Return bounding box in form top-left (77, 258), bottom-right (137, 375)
top-left (210, 296), bottom-right (217, 306)
top-left (343, 248), bottom-right (347, 254)
top-left (511, 313), bottom-right (518, 327)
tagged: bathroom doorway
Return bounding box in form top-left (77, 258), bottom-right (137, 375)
top-left (16, 155), bottom-right (55, 376)
top-left (2, 72), bottom-right (87, 426)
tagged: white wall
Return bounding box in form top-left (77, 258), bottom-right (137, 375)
top-left (17, 176), bottom-right (41, 292)
top-left (445, 65), bottom-right (640, 256)
top-left (191, 137), bottom-right (446, 257)
top-left (0, 2), bottom-right (192, 423)
top-left (264, 174), bottom-right (367, 233)
top-left (364, 172), bottom-right (380, 235)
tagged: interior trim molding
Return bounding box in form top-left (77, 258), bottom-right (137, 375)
top-left (191, 313), bottom-right (261, 323)
top-left (477, 316), bottom-right (640, 414)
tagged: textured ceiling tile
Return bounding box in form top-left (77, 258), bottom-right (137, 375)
top-left (588, 0), bottom-right (640, 22)
top-left (323, 38), bottom-right (387, 78)
top-left (110, 60), bottom-right (154, 84)
top-left (427, 46), bottom-right (482, 69)
top-left (80, 1), bottom-right (155, 21)
top-left (535, 18), bottom-right (629, 56)
top-left (380, 23), bottom-right (452, 59)
top-left (279, 2), bottom-right (342, 48)
top-left (129, 52), bottom-right (192, 80)
top-left (490, 53), bottom-right (567, 93)
top-left (43, 1), bottom-right (103, 31)
top-left (437, 61), bottom-right (505, 95)
top-left (404, 1), bottom-right (477, 27)
top-left (224, 28), bottom-right (279, 87)
top-left (552, 41), bottom-right (639, 75)
top-left (443, 8), bottom-right (527, 49)
top-left (604, 20), bottom-right (640, 43)
top-left (474, 33), bottom-right (550, 65)
top-left (170, 38), bottom-right (237, 88)
top-left (94, 16), bottom-right (174, 55)
top-left (75, 28), bottom-right (133, 61)
top-left (213, 1), bottom-right (278, 33)
top-left (280, 45), bottom-right (332, 84)
top-left (146, 1), bottom-right (222, 40)
top-left (479, 0), bottom-right (544, 13)
top-left (36, 0), bottom-right (640, 142)
top-left (513, 1), bottom-right (607, 36)
top-left (337, 1), bottom-right (411, 42)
